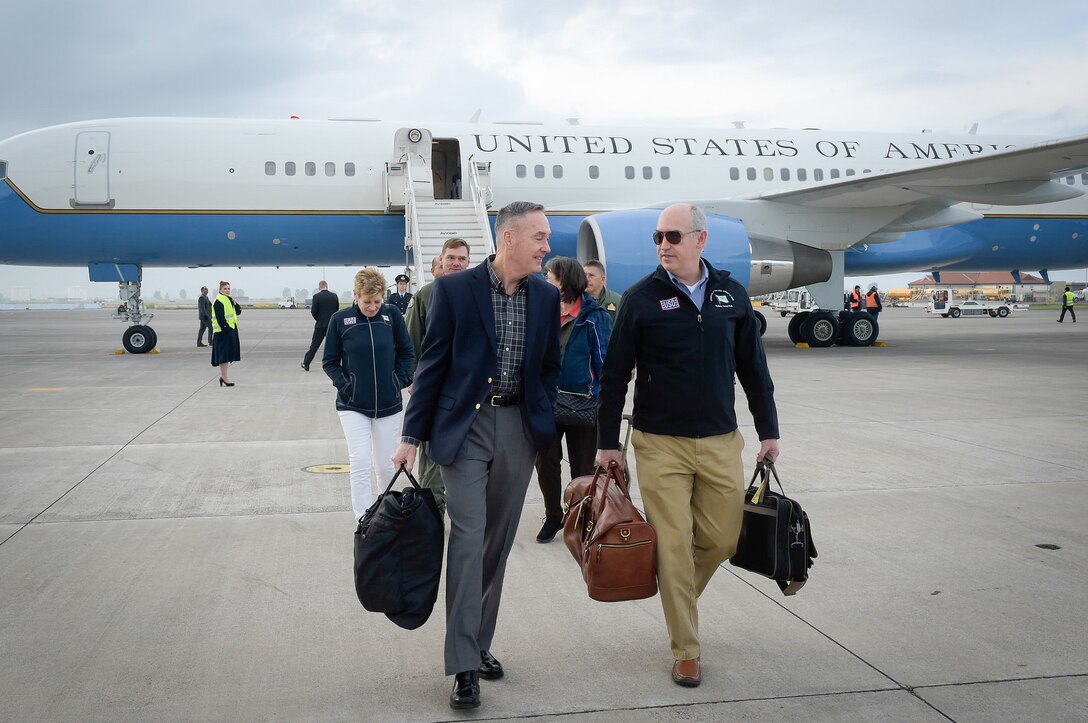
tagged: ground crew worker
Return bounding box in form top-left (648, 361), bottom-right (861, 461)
top-left (1058, 286), bottom-right (1076, 323)
top-left (849, 285), bottom-right (863, 312)
top-left (865, 284), bottom-right (882, 319)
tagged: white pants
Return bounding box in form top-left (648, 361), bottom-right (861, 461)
top-left (337, 410), bottom-right (403, 518)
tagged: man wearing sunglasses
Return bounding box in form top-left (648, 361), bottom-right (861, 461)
top-left (595, 203), bottom-right (780, 689)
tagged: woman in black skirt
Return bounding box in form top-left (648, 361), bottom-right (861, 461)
top-left (210, 280), bottom-right (241, 386)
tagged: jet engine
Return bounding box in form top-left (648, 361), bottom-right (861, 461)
top-left (576, 209), bottom-right (833, 296)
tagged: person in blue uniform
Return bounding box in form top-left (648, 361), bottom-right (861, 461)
top-left (386, 273), bottom-right (413, 315)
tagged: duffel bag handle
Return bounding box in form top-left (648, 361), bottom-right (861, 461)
top-left (748, 458), bottom-right (786, 504)
top-left (380, 464), bottom-right (422, 497)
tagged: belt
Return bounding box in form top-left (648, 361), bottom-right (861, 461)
top-left (487, 394), bottom-right (522, 407)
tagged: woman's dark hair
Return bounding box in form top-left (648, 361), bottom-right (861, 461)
top-left (546, 256), bottom-right (587, 303)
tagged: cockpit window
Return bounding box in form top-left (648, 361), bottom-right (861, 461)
top-left (0, 160), bottom-right (7, 179)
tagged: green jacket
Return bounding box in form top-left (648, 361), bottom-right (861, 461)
top-left (596, 287), bottom-right (623, 323)
top-left (405, 282), bottom-right (435, 374)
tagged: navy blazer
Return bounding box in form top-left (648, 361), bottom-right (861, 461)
top-left (402, 262), bottom-right (561, 466)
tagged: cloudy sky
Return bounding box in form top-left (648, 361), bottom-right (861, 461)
top-left (2, 0), bottom-right (1087, 298)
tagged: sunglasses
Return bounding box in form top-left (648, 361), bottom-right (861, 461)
top-left (652, 229), bottom-right (697, 245)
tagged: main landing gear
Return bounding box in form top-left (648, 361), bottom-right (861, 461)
top-left (786, 310), bottom-right (880, 347)
top-left (114, 280), bottom-right (158, 353)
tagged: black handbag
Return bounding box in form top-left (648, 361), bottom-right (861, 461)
top-left (555, 389), bottom-right (596, 427)
top-left (353, 466), bottom-right (444, 629)
top-left (729, 459), bottom-right (817, 595)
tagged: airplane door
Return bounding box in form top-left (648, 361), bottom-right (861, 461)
top-left (393, 127), bottom-right (434, 200)
top-left (74, 132), bottom-right (111, 206)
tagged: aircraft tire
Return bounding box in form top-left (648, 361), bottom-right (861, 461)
top-left (754, 309), bottom-right (767, 336)
top-left (802, 311), bottom-right (838, 347)
top-left (123, 325), bottom-right (156, 354)
top-left (950, 308), bottom-right (962, 318)
top-left (788, 312), bottom-right (810, 344)
top-left (997, 306), bottom-right (1010, 318)
top-left (841, 312), bottom-right (879, 346)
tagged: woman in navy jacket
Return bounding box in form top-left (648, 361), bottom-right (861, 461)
top-left (534, 256), bottom-right (613, 542)
top-left (323, 268), bottom-right (414, 518)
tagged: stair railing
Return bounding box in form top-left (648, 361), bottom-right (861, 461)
top-left (468, 155), bottom-right (495, 255)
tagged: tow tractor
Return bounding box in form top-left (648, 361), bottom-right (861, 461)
top-left (925, 291), bottom-right (1011, 318)
top-left (768, 288), bottom-right (818, 317)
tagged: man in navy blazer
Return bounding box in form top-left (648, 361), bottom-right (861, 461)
top-left (393, 201), bottom-right (560, 710)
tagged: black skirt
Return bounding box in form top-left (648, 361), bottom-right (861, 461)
top-left (210, 328), bottom-right (241, 365)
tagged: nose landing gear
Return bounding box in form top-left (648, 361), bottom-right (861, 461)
top-left (114, 280), bottom-right (158, 353)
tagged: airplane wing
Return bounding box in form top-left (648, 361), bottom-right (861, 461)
top-left (737, 133), bottom-right (1088, 209)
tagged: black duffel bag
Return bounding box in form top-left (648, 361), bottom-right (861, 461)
top-left (730, 459), bottom-right (817, 595)
top-left (353, 466), bottom-right (444, 629)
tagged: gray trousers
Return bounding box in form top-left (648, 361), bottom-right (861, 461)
top-left (441, 404), bottom-right (536, 675)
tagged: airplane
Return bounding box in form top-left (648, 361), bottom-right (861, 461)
top-left (1, 116), bottom-right (1086, 352)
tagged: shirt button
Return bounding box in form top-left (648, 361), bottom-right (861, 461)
top-left (487, 377), bottom-right (493, 383)
top-left (475, 403), bottom-right (481, 410)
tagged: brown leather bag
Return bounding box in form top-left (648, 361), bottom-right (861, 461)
top-left (562, 461), bottom-right (657, 602)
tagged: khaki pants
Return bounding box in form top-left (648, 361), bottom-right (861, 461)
top-left (632, 428), bottom-right (745, 660)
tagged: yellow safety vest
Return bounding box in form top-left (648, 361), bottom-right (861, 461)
top-left (211, 293), bottom-right (238, 333)
top-left (1064, 290), bottom-right (1075, 306)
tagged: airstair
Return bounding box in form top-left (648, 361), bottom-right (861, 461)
top-left (385, 128), bottom-right (494, 288)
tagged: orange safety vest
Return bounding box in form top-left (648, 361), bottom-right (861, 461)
top-left (849, 291), bottom-right (862, 310)
top-left (865, 291), bottom-right (880, 309)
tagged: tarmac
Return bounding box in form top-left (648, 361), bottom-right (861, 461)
top-left (0, 305), bottom-right (1085, 722)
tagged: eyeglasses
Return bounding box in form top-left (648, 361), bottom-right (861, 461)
top-left (652, 229), bottom-right (698, 245)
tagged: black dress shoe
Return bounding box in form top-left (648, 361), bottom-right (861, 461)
top-left (478, 650), bottom-right (504, 679)
top-left (300, 362), bottom-right (309, 371)
top-left (536, 516), bottom-right (563, 543)
top-left (449, 670), bottom-right (480, 709)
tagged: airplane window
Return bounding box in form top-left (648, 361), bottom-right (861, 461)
top-left (0, 160), bottom-right (5, 178)
top-left (1082, 173), bottom-right (1088, 185)
top-left (264, 161), bottom-right (275, 176)
top-left (643, 166), bottom-right (653, 180)
top-left (746, 167), bottom-right (756, 181)
top-left (797, 168), bottom-right (807, 181)
top-left (516, 164), bottom-right (526, 178)
top-left (325, 162), bottom-right (335, 177)
top-left (781, 168), bottom-right (791, 181)
top-left (1066, 176), bottom-right (1075, 185)
top-left (625, 166), bottom-right (635, 180)
top-left (730, 167), bottom-right (739, 181)
top-left (830, 169), bottom-right (840, 179)
top-left (344, 162), bottom-right (355, 176)
top-left (305, 162), bottom-right (316, 177)
top-left (763, 168), bottom-right (773, 181)
top-left (553, 165), bottom-right (562, 179)
top-left (534, 165), bottom-right (545, 179)
top-left (863, 169), bottom-right (872, 173)
top-left (589, 165), bottom-right (599, 179)
top-left (845, 169), bottom-right (856, 176)
top-left (813, 168), bottom-right (824, 181)
top-left (285, 162), bottom-right (296, 176)
top-left (660, 166), bottom-right (670, 180)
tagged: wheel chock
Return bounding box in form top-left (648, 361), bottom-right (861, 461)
top-left (115, 349), bottom-right (126, 354)
top-left (872, 341), bottom-right (887, 347)
top-left (794, 342), bottom-right (810, 348)
top-left (151, 348), bottom-right (161, 354)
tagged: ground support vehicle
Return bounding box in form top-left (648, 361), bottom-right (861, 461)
top-left (926, 291), bottom-right (1011, 318)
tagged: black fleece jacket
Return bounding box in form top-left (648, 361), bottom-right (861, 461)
top-left (597, 261), bottom-right (779, 448)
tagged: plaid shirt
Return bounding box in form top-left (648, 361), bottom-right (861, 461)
top-left (486, 257), bottom-right (527, 396)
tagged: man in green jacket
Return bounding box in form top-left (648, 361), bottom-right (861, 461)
top-left (405, 237), bottom-right (472, 514)
top-left (1058, 286), bottom-right (1076, 323)
top-left (583, 260), bottom-right (623, 322)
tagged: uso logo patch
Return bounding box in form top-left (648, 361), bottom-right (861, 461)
top-left (660, 296), bottom-right (681, 311)
top-left (343, 317), bottom-right (357, 326)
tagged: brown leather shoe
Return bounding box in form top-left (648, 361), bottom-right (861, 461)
top-left (672, 657), bottom-right (701, 687)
